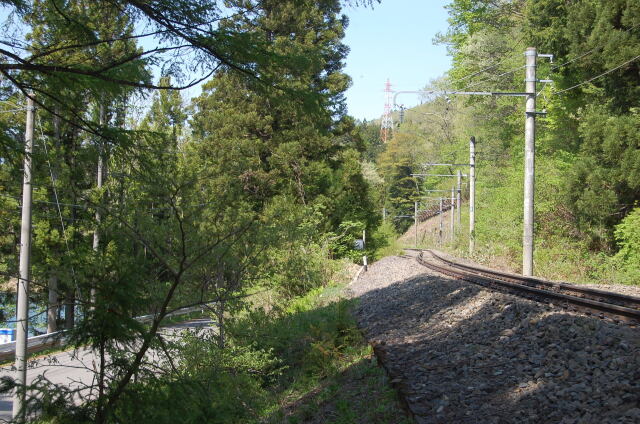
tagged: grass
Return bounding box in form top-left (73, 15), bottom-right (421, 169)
top-left (225, 270), bottom-right (412, 424)
top-left (9, 262), bottom-right (411, 424)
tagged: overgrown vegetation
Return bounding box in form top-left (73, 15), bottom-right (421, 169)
top-left (0, 0), bottom-right (391, 422)
top-left (361, 0), bottom-right (640, 285)
top-left (41, 268), bottom-right (409, 424)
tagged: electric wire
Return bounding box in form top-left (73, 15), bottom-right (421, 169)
top-left (460, 64), bottom-right (524, 91)
top-left (0, 108), bottom-right (27, 113)
top-left (550, 23), bottom-right (640, 72)
top-left (554, 54), bottom-right (640, 95)
top-left (36, 114), bottom-right (83, 298)
top-left (445, 34), bottom-right (526, 90)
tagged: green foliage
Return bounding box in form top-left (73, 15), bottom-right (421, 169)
top-left (230, 285), bottom-right (361, 381)
top-left (0, 0), bottom-right (392, 421)
top-left (328, 220), bottom-right (365, 261)
top-left (100, 276), bottom-right (406, 424)
top-left (611, 207), bottom-right (640, 283)
top-left (397, 0), bottom-right (639, 284)
top-left (370, 221), bottom-right (402, 259)
top-left (112, 335), bottom-right (279, 424)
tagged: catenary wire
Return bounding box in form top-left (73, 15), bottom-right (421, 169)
top-left (554, 54), bottom-right (640, 95)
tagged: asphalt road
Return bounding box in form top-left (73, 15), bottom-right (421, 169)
top-left (0, 318), bottom-right (215, 422)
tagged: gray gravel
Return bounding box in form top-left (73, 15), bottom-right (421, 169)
top-left (349, 254), bottom-right (640, 424)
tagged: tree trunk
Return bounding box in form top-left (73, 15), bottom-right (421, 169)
top-left (47, 274), bottom-right (58, 333)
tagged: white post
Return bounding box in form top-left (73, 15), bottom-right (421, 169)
top-left (13, 95), bottom-right (35, 420)
top-left (362, 229), bottom-right (367, 272)
top-left (523, 47), bottom-right (537, 276)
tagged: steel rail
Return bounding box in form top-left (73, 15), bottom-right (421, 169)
top-left (415, 250), bottom-right (640, 325)
top-left (428, 250), bottom-right (640, 310)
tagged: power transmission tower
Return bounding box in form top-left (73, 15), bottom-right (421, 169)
top-left (380, 79), bottom-right (394, 143)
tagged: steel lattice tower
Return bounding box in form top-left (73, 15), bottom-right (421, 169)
top-left (380, 79), bottom-right (394, 143)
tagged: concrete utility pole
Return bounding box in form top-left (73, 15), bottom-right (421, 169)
top-left (91, 105), bottom-right (106, 308)
top-left (469, 136), bottom-right (476, 254)
top-left (394, 51), bottom-right (552, 268)
top-left (523, 47), bottom-right (537, 276)
top-left (414, 201), bottom-right (418, 248)
top-left (456, 170), bottom-right (462, 229)
top-left (14, 95), bottom-right (35, 420)
top-left (439, 197), bottom-right (443, 246)
top-left (450, 187), bottom-right (455, 240)
top-left (383, 207), bottom-right (386, 223)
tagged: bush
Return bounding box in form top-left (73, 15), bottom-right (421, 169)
top-left (612, 207), bottom-right (640, 283)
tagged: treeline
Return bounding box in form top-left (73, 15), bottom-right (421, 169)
top-left (363, 0), bottom-right (640, 282)
top-left (0, 0), bottom-right (384, 422)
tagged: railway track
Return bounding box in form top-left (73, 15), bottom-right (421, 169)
top-left (415, 249), bottom-right (640, 326)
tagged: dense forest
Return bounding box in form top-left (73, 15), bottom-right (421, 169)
top-left (0, 0), bottom-right (390, 422)
top-left (0, 0), bottom-right (639, 422)
top-left (369, 0), bottom-right (640, 284)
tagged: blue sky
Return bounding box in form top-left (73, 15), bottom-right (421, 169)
top-left (342, 0), bottom-right (452, 121)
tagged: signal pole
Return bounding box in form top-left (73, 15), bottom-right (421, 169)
top-left (13, 95), bottom-right (35, 420)
top-left (523, 48), bottom-right (537, 276)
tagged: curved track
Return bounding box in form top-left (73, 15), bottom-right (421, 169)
top-left (415, 249), bottom-right (640, 325)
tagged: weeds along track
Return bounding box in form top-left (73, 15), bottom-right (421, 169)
top-left (415, 250), bottom-right (640, 326)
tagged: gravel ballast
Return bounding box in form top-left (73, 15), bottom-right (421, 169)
top-left (349, 253), bottom-right (640, 424)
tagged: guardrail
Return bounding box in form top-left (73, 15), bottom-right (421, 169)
top-left (0, 304), bottom-right (209, 362)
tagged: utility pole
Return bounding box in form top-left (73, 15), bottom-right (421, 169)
top-left (383, 207), bottom-right (386, 223)
top-left (91, 105), bottom-right (106, 308)
top-left (450, 186), bottom-right (455, 240)
top-left (456, 170), bottom-right (462, 230)
top-left (523, 47), bottom-right (537, 276)
top-left (13, 95), bottom-right (35, 420)
top-left (394, 49), bottom-right (552, 267)
top-left (469, 136), bottom-right (476, 254)
top-left (439, 197), bottom-right (443, 246)
top-left (414, 201), bottom-right (418, 248)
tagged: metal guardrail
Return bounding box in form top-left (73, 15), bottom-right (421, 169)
top-left (0, 304), bottom-right (209, 362)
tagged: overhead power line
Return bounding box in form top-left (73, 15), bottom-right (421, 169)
top-left (445, 34), bottom-right (526, 90)
top-left (550, 23), bottom-right (640, 72)
top-left (461, 65), bottom-right (524, 91)
top-left (554, 54), bottom-right (640, 95)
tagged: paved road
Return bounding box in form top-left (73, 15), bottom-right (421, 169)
top-left (0, 318), bottom-right (215, 422)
